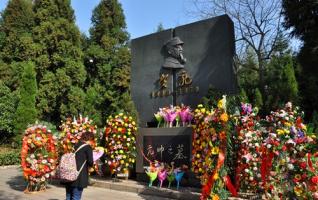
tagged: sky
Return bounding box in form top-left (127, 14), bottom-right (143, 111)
top-left (0, 0), bottom-right (196, 39)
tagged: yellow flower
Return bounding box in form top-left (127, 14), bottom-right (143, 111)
top-left (220, 113), bottom-right (229, 122)
top-left (217, 100), bottom-right (223, 109)
top-left (210, 194), bottom-right (220, 200)
top-left (213, 173), bottom-right (219, 180)
top-left (284, 122), bottom-right (291, 127)
top-left (277, 129), bottom-right (284, 135)
top-left (211, 146), bottom-right (219, 155)
top-left (294, 186), bottom-right (303, 196)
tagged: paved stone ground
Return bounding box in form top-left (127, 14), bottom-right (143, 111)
top-left (0, 166), bottom-right (174, 200)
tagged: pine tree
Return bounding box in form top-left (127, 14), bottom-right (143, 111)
top-left (0, 0), bottom-right (36, 90)
top-left (156, 23), bottom-right (164, 32)
top-left (239, 88), bottom-right (249, 103)
top-left (282, 0), bottom-right (318, 119)
top-left (253, 88), bottom-right (263, 108)
top-left (85, 0), bottom-right (136, 123)
top-left (33, 0), bottom-right (87, 123)
top-left (14, 62), bottom-right (37, 137)
top-left (265, 55), bottom-right (298, 109)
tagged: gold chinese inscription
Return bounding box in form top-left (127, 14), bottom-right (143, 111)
top-left (150, 70), bottom-right (199, 98)
top-left (178, 70), bottom-right (192, 87)
top-left (159, 74), bottom-right (169, 89)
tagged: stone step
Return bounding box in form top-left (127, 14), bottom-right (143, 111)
top-left (89, 176), bottom-right (261, 200)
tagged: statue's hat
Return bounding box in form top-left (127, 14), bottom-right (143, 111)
top-left (165, 37), bottom-right (184, 46)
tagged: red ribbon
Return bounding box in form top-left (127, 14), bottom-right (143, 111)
top-left (224, 175), bottom-right (238, 197)
top-left (200, 143), bottom-right (230, 200)
top-left (261, 147), bottom-right (274, 188)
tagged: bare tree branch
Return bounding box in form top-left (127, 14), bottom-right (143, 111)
top-left (188, 0), bottom-right (284, 91)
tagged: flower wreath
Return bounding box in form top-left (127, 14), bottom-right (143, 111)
top-left (21, 124), bottom-right (58, 192)
top-left (104, 113), bottom-right (137, 175)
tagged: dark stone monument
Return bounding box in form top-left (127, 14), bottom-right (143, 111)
top-left (131, 15), bottom-right (237, 179)
top-left (131, 15), bottom-right (237, 127)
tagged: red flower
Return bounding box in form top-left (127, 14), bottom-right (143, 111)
top-left (299, 162), bottom-right (307, 169)
top-left (311, 176), bottom-right (318, 185)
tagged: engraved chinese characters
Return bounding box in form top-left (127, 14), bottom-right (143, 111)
top-left (143, 135), bottom-right (191, 167)
top-left (151, 70), bottom-right (199, 98)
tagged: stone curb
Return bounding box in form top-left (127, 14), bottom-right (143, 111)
top-left (0, 165), bottom-right (20, 169)
top-left (90, 177), bottom-right (201, 200)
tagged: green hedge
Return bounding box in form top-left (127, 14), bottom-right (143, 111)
top-left (0, 151), bottom-right (20, 166)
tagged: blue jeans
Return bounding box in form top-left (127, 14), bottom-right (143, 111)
top-left (66, 186), bottom-right (83, 200)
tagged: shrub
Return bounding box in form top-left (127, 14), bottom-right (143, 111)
top-left (0, 150), bottom-right (20, 166)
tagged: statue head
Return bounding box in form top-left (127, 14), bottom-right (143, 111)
top-left (163, 37), bottom-right (186, 69)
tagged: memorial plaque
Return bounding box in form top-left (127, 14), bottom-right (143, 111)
top-left (136, 127), bottom-right (192, 173)
top-left (143, 135), bottom-right (191, 166)
top-left (131, 15), bottom-right (238, 127)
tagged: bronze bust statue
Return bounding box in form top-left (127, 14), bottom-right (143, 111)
top-left (162, 37), bottom-right (186, 69)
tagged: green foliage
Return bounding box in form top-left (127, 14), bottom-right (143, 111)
top-left (33, 0), bottom-right (86, 124)
top-left (253, 88), bottom-right (263, 108)
top-left (85, 0), bottom-right (136, 124)
top-left (90, 0), bottom-right (129, 44)
top-left (265, 55), bottom-right (298, 111)
top-left (0, 0), bottom-right (35, 63)
top-left (0, 81), bottom-right (18, 140)
top-left (237, 48), bottom-right (259, 101)
top-left (83, 84), bottom-right (104, 127)
top-left (282, 0), bottom-right (318, 120)
top-left (156, 22), bottom-right (164, 32)
top-left (311, 111), bottom-right (318, 133)
top-left (239, 88), bottom-right (249, 103)
top-left (14, 62), bottom-right (37, 137)
top-left (0, 150), bottom-right (20, 166)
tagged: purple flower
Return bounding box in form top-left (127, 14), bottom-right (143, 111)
top-left (179, 108), bottom-right (189, 123)
top-left (297, 130), bottom-right (304, 138)
top-left (241, 103), bottom-right (252, 115)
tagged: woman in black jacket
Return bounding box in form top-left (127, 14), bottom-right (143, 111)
top-left (65, 131), bottom-right (94, 200)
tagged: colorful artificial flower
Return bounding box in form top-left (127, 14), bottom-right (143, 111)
top-left (234, 103), bottom-right (263, 193)
top-left (154, 105), bottom-right (193, 127)
top-left (192, 96), bottom-right (236, 200)
top-left (263, 102), bottom-right (317, 199)
top-left (21, 124), bottom-right (58, 192)
top-left (104, 113), bottom-right (137, 175)
top-left (59, 115), bottom-right (97, 153)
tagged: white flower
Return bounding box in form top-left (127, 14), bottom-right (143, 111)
top-left (30, 154), bottom-right (35, 159)
top-left (287, 164), bottom-right (294, 170)
top-left (42, 160), bottom-right (48, 164)
top-left (267, 144), bottom-right (272, 149)
top-left (244, 169), bottom-right (249, 173)
top-left (286, 139), bottom-right (296, 146)
top-left (253, 167), bottom-right (258, 171)
top-left (249, 177), bottom-right (254, 181)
